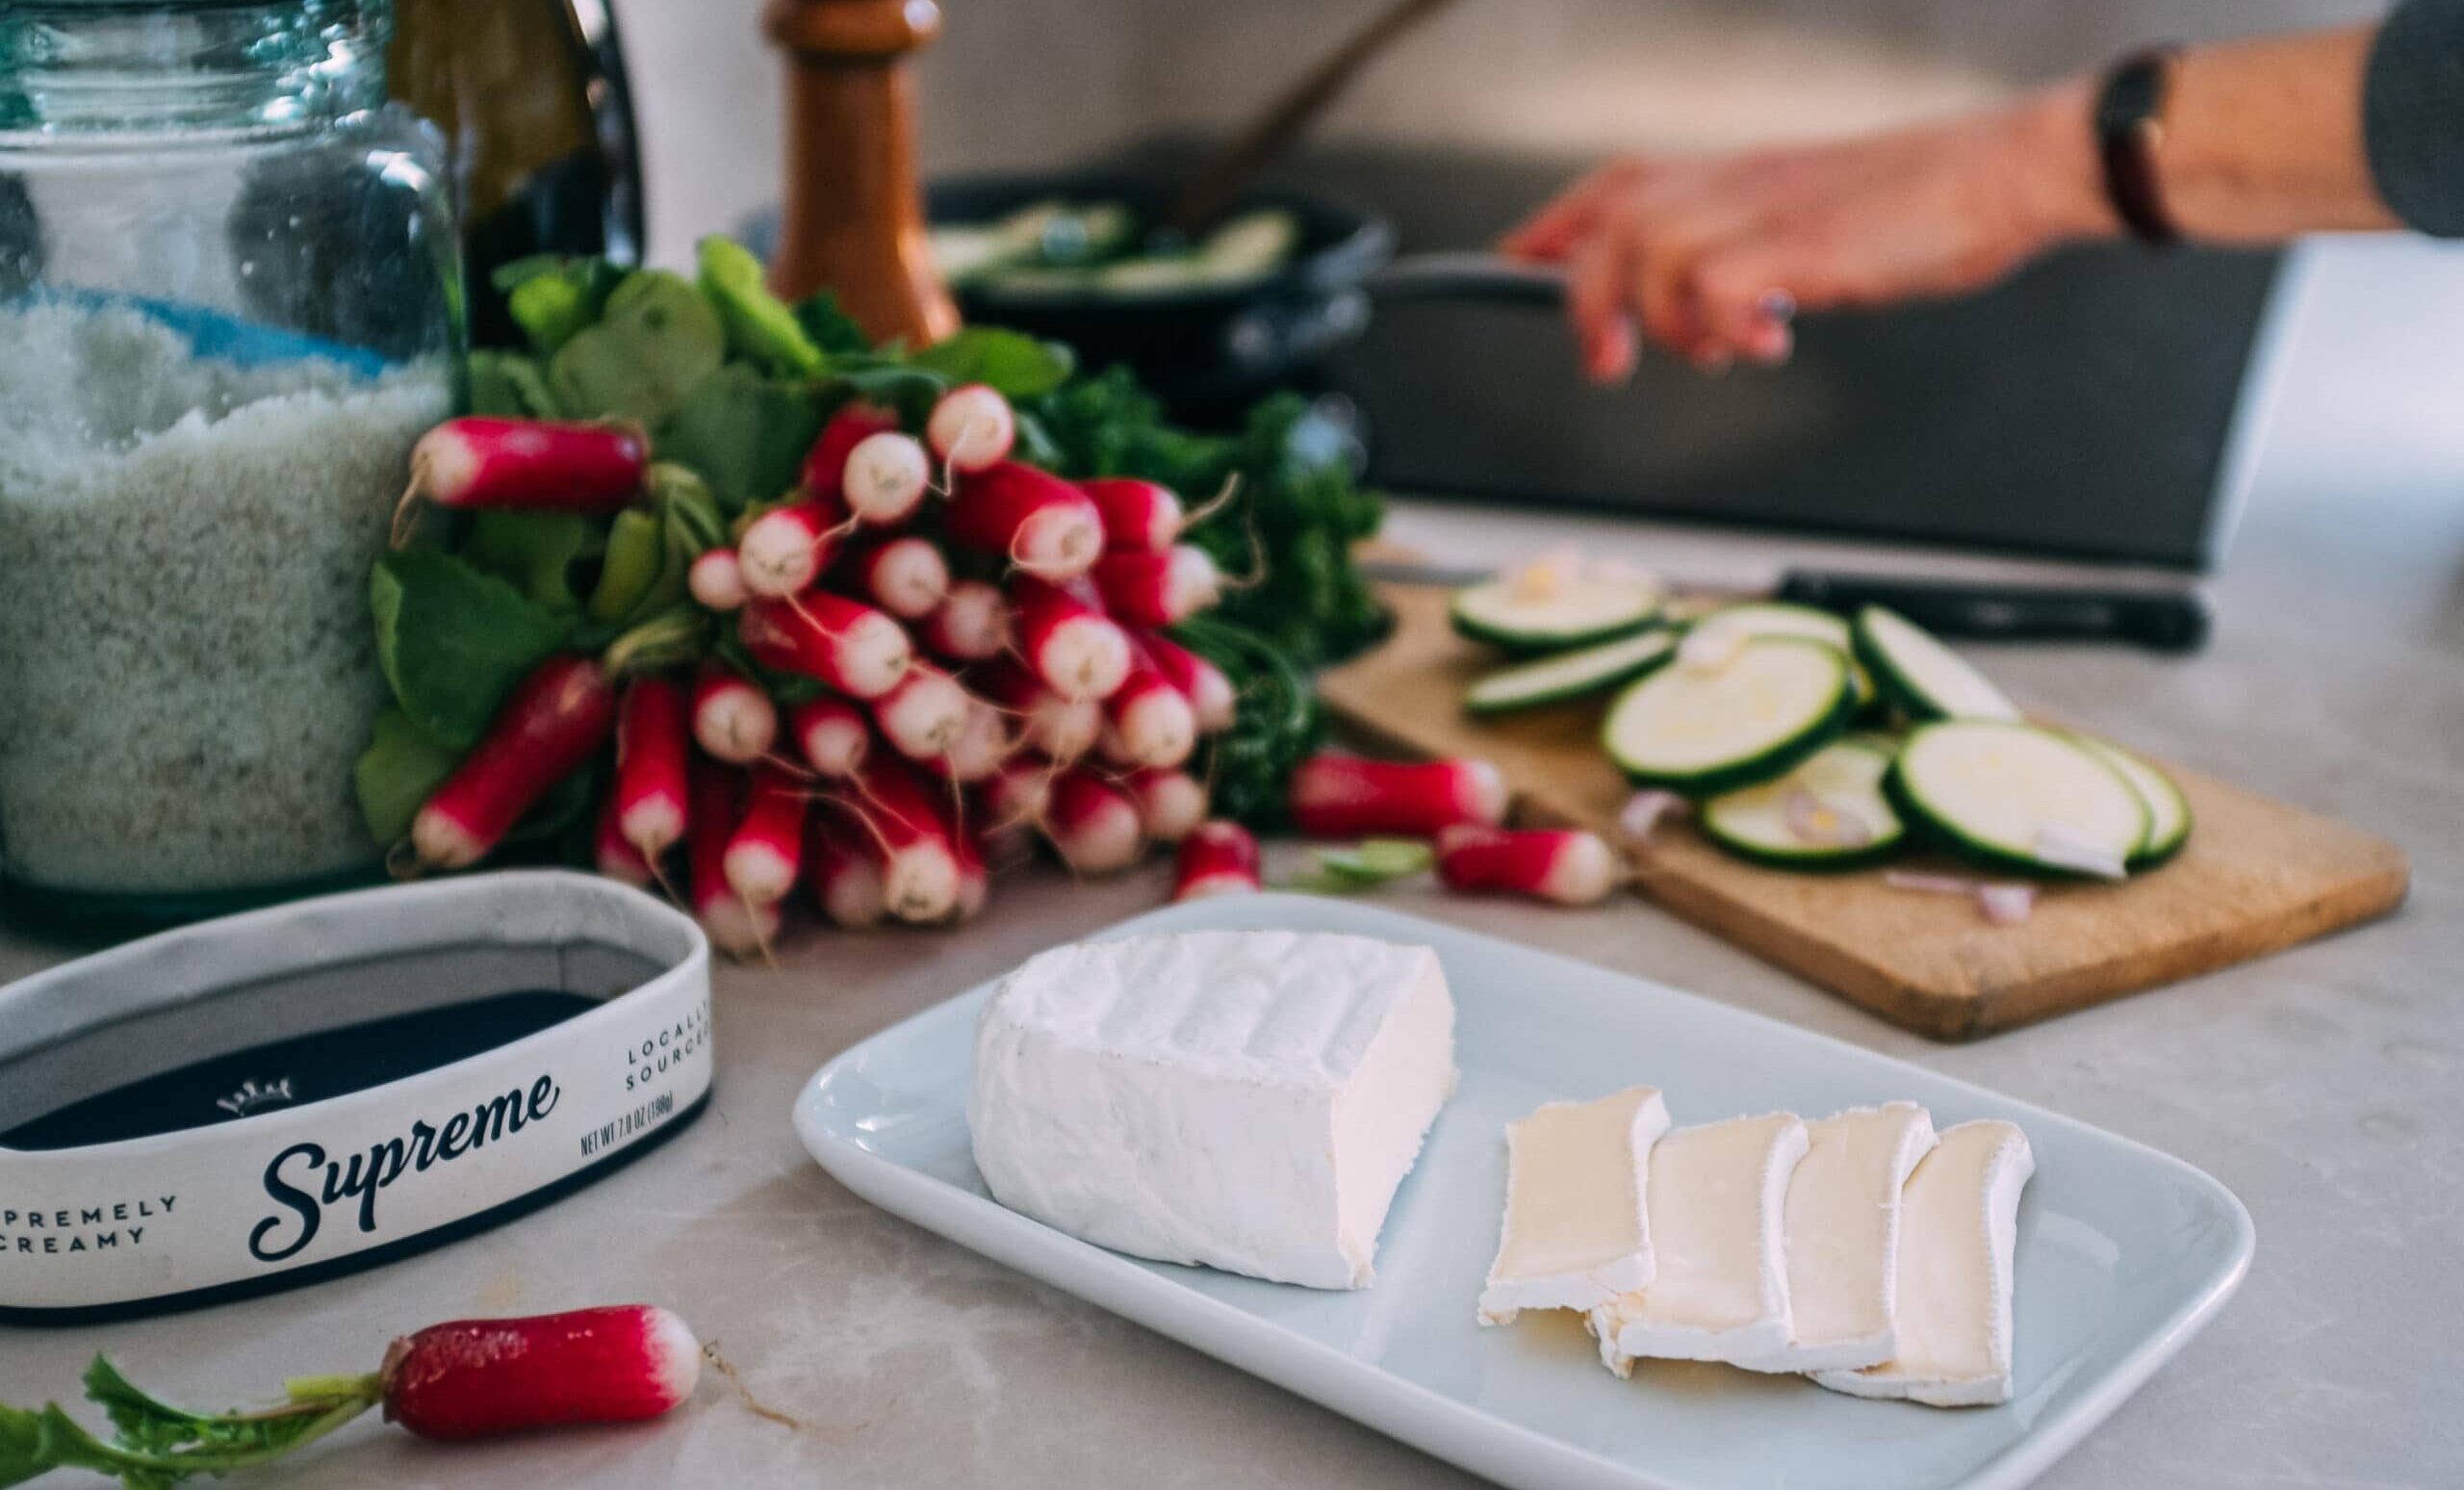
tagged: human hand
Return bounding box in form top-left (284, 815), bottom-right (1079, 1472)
top-left (1501, 82), bottom-right (2118, 381)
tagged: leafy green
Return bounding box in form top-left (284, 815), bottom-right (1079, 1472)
top-left (547, 270), bottom-right (727, 427)
top-left (494, 255), bottom-right (626, 360)
top-left (697, 236), bottom-right (826, 376)
top-left (1172, 614), bottom-right (1323, 828)
top-left (458, 509), bottom-right (602, 614)
top-left (791, 288), bottom-right (872, 356)
top-left (353, 707), bottom-right (461, 842)
top-left (654, 362), bottom-right (828, 511)
top-left (0, 1357), bottom-right (380, 1488)
top-left (371, 549), bottom-right (571, 749)
top-left (911, 326), bottom-right (1075, 399)
top-left (466, 350), bottom-right (561, 419)
top-left (588, 509), bottom-right (664, 625)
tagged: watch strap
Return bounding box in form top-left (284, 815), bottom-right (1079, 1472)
top-left (2096, 46), bottom-right (2185, 245)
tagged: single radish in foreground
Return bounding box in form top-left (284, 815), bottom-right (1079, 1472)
top-left (843, 533), bottom-right (950, 619)
top-left (1044, 767), bottom-right (1144, 874)
top-left (412, 655), bottom-right (615, 869)
top-left (1174, 820), bottom-right (1262, 900)
top-left (946, 462), bottom-right (1104, 580)
top-left (1435, 826), bottom-right (1621, 906)
top-left (839, 758), bottom-right (962, 921)
top-left (800, 400), bottom-right (900, 503)
top-left (1139, 631), bottom-right (1238, 732)
top-left (1121, 766), bottom-right (1208, 841)
top-left (736, 498), bottom-right (847, 599)
top-left (1012, 576), bottom-right (1131, 702)
top-left (925, 382), bottom-right (1015, 475)
top-left (398, 418), bottom-right (646, 538)
top-left (1098, 653), bottom-right (1197, 770)
top-left (870, 661), bottom-right (973, 761)
top-left (978, 658), bottom-right (1102, 763)
top-left (723, 761), bottom-right (808, 906)
top-left (687, 547), bottom-right (748, 612)
top-left (840, 429), bottom-right (932, 526)
top-left (688, 758), bottom-right (776, 957)
top-left (691, 663), bottom-right (778, 764)
top-left (595, 796), bottom-right (655, 887)
top-left (1288, 754), bottom-right (1508, 839)
top-left (739, 593), bottom-right (911, 699)
top-left (1081, 475), bottom-right (1186, 552)
top-left (1090, 546), bottom-right (1221, 628)
top-left (917, 578), bottom-right (1012, 662)
top-left (0, 1305), bottom-right (701, 1480)
top-left (810, 819), bottom-right (888, 928)
top-left (789, 694), bottom-right (872, 779)
top-left (614, 675), bottom-right (690, 861)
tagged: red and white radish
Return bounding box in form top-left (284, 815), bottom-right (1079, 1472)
top-left (800, 400), bottom-right (899, 503)
top-left (722, 761), bottom-right (808, 906)
top-left (687, 758), bottom-right (777, 958)
top-left (935, 695), bottom-right (1012, 784)
top-left (1121, 766), bottom-right (1208, 842)
top-left (691, 663), bottom-right (778, 764)
top-left (739, 593), bottom-right (911, 700)
top-left (411, 655), bottom-right (615, 869)
top-left (871, 661), bottom-right (973, 760)
top-left (978, 755), bottom-right (1054, 845)
top-left (1090, 546), bottom-right (1221, 629)
top-left (614, 675), bottom-right (690, 861)
top-left (1174, 820), bottom-right (1262, 901)
top-left (594, 796), bottom-right (655, 887)
top-left (843, 533), bottom-right (950, 620)
top-left (1288, 754), bottom-right (1509, 839)
top-left (925, 382), bottom-right (1015, 474)
top-left (379, 1304), bottom-right (700, 1441)
top-left (687, 547), bottom-right (748, 613)
top-left (736, 498), bottom-right (847, 600)
top-left (1012, 576), bottom-right (1131, 702)
top-left (789, 694), bottom-right (871, 779)
top-left (1139, 631), bottom-right (1237, 733)
top-left (917, 578), bottom-right (1012, 662)
top-left (840, 429), bottom-right (932, 526)
top-left (946, 462), bottom-right (1104, 580)
top-left (1435, 826), bottom-right (1620, 906)
top-left (1082, 475), bottom-right (1185, 552)
top-left (840, 758), bottom-right (962, 921)
top-left (400, 417), bottom-right (645, 529)
top-left (809, 819), bottom-right (887, 928)
top-left (978, 658), bottom-right (1102, 762)
top-left (1098, 653), bottom-right (1197, 770)
top-left (952, 831), bottom-right (991, 921)
top-left (1043, 767), bottom-right (1144, 874)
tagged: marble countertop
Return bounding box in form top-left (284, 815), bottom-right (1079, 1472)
top-left (4, 239), bottom-right (2462, 1488)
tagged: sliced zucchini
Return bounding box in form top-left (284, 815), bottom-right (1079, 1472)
top-left (1464, 629), bottom-right (1676, 715)
top-left (1701, 737), bottom-right (1906, 870)
top-left (1602, 637), bottom-right (1854, 795)
top-left (1888, 720), bottom-right (2149, 878)
top-left (2075, 736), bottom-right (2193, 866)
top-left (1852, 605), bottom-right (2020, 722)
top-left (1692, 602), bottom-right (1876, 706)
top-left (1198, 209), bottom-right (1301, 280)
top-left (1452, 570), bottom-right (1664, 653)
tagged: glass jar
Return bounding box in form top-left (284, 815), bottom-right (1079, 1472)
top-left (0, 0), bottom-right (461, 934)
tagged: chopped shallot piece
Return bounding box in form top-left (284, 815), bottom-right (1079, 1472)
top-left (1976, 883), bottom-right (2039, 925)
top-left (1618, 790), bottom-right (1688, 845)
top-left (1782, 788), bottom-right (1873, 848)
top-left (1883, 869), bottom-right (1986, 896)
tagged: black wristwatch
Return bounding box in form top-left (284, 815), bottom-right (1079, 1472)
top-left (2095, 45), bottom-right (2185, 245)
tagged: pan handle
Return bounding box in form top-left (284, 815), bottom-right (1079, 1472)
top-left (1363, 252), bottom-right (1566, 307)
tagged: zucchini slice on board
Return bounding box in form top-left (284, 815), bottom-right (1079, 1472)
top-left (1888, 720), bottom-right (2149, 877)
top-left (1464, 629), bottom-right (1676, 714)
top-left (1603, 637), bottom-right (1855, 795)
top-left (1451, 572), bottom-right (1665, 653)
top-left (1701, 737), bottom-right (1906, 870)
top-left (1852, 605), bottom-right (2020, 721)
top-left (2075, 736), bottom-right (2194, 866)
top-left (1692, 602), bottom-right (1876, 705)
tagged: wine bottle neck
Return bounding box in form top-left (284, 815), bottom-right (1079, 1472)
top-left (0, 0), bottom-right (390, 136)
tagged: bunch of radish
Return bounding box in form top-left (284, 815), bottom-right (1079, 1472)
top-left (392, 383), bottom-right (1258, 958)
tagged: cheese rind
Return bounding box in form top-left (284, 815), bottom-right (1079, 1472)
top-left (1478, 1086), bottom-right (1671, 1324)
top-left (1741, 1102), bottom-right (1938, 1374)
top-left (1587, 1112), bottom-right (1810, 1373)
top-left (1813, 1119), bottom-right (2035, 1407)
top-left (967, 930), bottom-right (1457, 1290)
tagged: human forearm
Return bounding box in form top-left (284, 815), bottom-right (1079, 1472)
top-left (2145, 27), bottom-right (2398, 240)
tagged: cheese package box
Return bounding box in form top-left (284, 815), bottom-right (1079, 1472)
top-left (1743, 1102), bottom-right (1938, 1374)
top-left (968, 931), bottom-right (1457, 1290)
top-left (1478, 1086), bottom-right (1672, 1325)
top-left (1589, 1113), bottom-right (1810, 1373)
top-left (1814, 1119), bottom-right (2036, 1406)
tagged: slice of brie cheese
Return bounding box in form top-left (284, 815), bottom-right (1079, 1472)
top-left (967, 930), bottom-right (1457, 1291)
top-left (1478, 1086), bottom-right (1672, 1324)
top-left (1587, 1112), bottom-right (1810, 1373)
top-left (1741, 1101), bottom-right (1938, 1374)
top-left (1813, 1118), bottom-right (2035, 1407)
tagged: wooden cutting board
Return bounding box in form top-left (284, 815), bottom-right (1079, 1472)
top-left (1318, 584), bottom-right (2411, 1040)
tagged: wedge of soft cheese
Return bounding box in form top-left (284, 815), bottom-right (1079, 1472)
top-left (1813, 1119), bottom-right (2034, 1407)
top-left (1478, 1086), bottom-right (1672, 1324)
top-left (968, 930), bottom-right (1457, 1290)
top-left (1741, 1102), bottom-right (1938, 1374)
top-left (1587, 1112), bottom-right (1810, 1373)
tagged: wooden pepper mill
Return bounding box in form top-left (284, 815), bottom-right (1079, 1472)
top-left (764, 0), bottom-right (959, 346)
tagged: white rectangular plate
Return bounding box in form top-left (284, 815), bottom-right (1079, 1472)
top-left (792, 895), bottom-right (2251, 1490)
